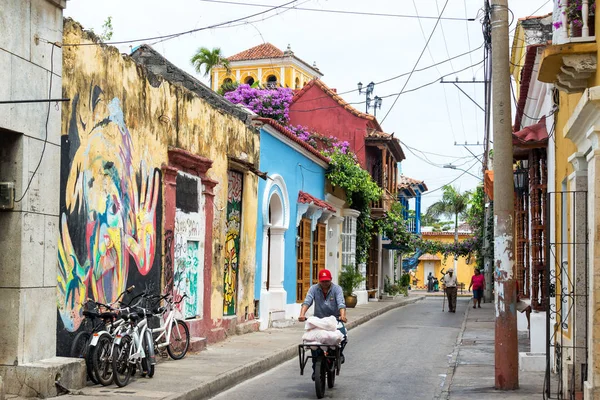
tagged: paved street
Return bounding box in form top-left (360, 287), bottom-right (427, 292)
top-left (211, 297), bottom-right (469, 400)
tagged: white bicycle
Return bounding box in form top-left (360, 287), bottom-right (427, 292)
top-left (149, 293), bottom-right (190, 360)
top-left (112, 305), bottom-right (156, 387)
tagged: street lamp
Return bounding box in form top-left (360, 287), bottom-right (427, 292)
top-left (443, 164), bottom-right (482, 180)
top-left (513, 159), bottom-right (529, 195)
top-left (358, 81), bottom-right (382, 116)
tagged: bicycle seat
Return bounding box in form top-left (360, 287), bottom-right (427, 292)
top-left (83, 310), bottom-right (100, 319)
top-left (100, 312), bottom-right (117, 320)
top-left (129, 312), bottom-right (139, 322)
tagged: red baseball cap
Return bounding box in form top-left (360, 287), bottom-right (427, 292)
top-left (318, 269), bottom-right (332, 282)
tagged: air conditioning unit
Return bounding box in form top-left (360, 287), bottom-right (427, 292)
top-left (0, 182), bottom-right (15, 210)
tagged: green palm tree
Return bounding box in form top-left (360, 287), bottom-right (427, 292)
top-left (190, 47), bottom-right (230, 89)
top-left (426, 185), bottom-right (471, 272)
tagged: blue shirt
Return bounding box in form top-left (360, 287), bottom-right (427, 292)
top-left (302, 283), bottom-right (346, 318)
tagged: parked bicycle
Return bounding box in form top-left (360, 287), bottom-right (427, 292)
top-left (148, 293), bottom-right (190, 360)
top-left (70, 285), bottom-right (135, 383)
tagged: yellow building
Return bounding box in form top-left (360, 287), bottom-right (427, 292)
top-left (412, 232), bottom-right (476, 291)
top-left (211, 43), bottom-right (323, 91)
top-left (521, 5), bottom-right (600, 397)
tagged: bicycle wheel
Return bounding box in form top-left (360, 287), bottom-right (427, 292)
top-left (327, 357), bottom-right (336, 389)
top-left (112, 335), bottom-right (132, 387)
top-left (70, 331), bottom-right (90, 358)
top-left (141, 331), bottom-right (155, 378)
top-left (314, 356), bottom-right (326, 399)
top-left (166, 319), bottom-right (190, 360)
top-left (92, 333), bottom-right (113, 386)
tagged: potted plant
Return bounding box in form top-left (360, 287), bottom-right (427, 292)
top-left (338, 264), bottom-right (365, 308)
top-left (558, 0), bottom-right (596, 37)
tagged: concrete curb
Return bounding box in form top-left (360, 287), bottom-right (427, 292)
top-left (435, 297), bottom-right (472, 400)
top-left (166, 296), bottom-right (425, 400)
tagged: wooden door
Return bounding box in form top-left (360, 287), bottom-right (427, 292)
top-left (312, 223), bottom-right (327, 284)
top-left (366, 234), bottom-right (379, 290)
top-left (296, 218), bottom-right (312, 302)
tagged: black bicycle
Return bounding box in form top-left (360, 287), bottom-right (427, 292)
top-left (298, 320), bottom-right (347, 399)
top-left (69, 286), bottom-right (134, 383)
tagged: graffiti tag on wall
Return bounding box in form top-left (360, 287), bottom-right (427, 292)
top-left (58, 87), bottom-right (161, 333)
top-left (174, 176), bottom-right (205, 319)
top-left (224, 170), bottom-right (243, 316)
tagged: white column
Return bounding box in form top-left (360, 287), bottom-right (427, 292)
top-left (213, 70), bottom-right (219, 90)
top-left (568, 153), bottom-right (588, 389)
top-left (280, 66), bottom-right (285, 86)
top-left (268, 227), bottom-right (287, 311)
top-left (257, 67), bottom-right (263, 83)
top-left (236, 69), bottom-right (241, 82)
top-left (585, 137), bottom-right (600, 396)
top-left (327, 216), bottom-right (344, 285)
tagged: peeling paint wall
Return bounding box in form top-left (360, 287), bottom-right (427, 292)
top-left (57, 20), bottom-right (259, 352)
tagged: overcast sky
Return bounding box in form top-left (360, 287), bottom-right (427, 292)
top-left (65, 0), bottom-right (553, 212)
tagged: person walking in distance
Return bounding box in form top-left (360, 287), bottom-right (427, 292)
top-left (468, 268), bottom-right (486, 309)
top-left (443, 268), bottom-right (458, 313)
top-left (427, 272), bottom-right (434, 292)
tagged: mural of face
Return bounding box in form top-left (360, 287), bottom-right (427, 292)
top-left (58, 87), bottom-right (160, 332)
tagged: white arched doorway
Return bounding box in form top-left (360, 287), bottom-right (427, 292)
top-left (259, 175), bottom-right (289, 330)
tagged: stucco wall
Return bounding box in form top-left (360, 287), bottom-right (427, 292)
top-left (289, 84), bottom-right (370, 168)
top-left (255, 127), bottom-right (326, 305)
top-left (57, 19), bottom-right (259, 352)
top-left (414, 234), bottom-right (476, 289)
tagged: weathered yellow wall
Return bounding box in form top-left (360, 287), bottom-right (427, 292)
top-left (62, 20), bottom-right (260, 327)
top-left (412, 234), bottom-right (477, 289)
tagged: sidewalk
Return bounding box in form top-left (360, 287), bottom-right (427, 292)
top-left (43, 296), bottom-right (424, 400)
top-left (441, 301), bottom-right (545, 399)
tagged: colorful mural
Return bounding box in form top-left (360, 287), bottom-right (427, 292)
top-left (224, 170), bottom-right (243, 315)
top-left (173, 186), bottom-right (205, 319)
top-left (58, 87), bottom-right (161, 333)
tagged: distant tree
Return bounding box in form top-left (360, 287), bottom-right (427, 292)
top-left (90, 16), bottom-right (113, 42)
top-left (426, 185), bottom-right (471, 267)
top-left (190, 47), bottom-right (230, 89)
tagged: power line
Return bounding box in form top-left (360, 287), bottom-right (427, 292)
top-left (380, 0), bottom-right (450, 124)
top-left (197, 0), bottom-right (476, 21)
top-left (292, 42), bottom-right (485, 105)
top-left (63, 0), bottom-right (300, 46)
top-left (15, 43), bottom-right (57, 202)
top-left (290, 59), bottom-right (484, 113)
top-left (412, 0), bottom-right (458, 147)
top-left (421, 160), bottom-right (481, 197)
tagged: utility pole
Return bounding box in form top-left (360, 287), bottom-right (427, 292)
top-left (491, 0), bottom-right (518, 390)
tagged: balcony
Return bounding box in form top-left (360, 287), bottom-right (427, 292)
top-left (371, 189), bottom-right (394, 219)
top-left (552, 0), bottom-right (596, 45)
top-left (405, 216), bottom-right (419, 234)
top-left (538, 1), bottom-right (598, 93)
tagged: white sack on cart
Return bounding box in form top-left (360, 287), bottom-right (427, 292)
top-left (302, 329), bottom-right (344, 345)
top-left (304, 315), bottom-right (337, 331)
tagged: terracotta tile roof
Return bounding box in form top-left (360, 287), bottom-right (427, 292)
top-left (513, 44), bottom-right (545, 131)
top-left (254, 117), bottom-right (330, 164)
top-left (228, 43), bottom-right (285, 61)
top-left (518, 13), bottom-right (552, 22)
top-left (365, 130), bottom-right (406, 162)
top-left (298, 191), bottom-right (336, 212)
top-left (513, 116), bottom-right (549, 145)
top-left (398, 175), bottom-right (428, 192)
top-left (421, 231), bottom-right (474, 237)
top-left (418, 253), bottom-right (441, 261)
top-left (292, 79), bottom-right (383, 132)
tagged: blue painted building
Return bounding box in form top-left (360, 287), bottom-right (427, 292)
top-left (254, 118), bottom-right (335, 330)
top-left (398, 175), bottom-right (429, 272)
